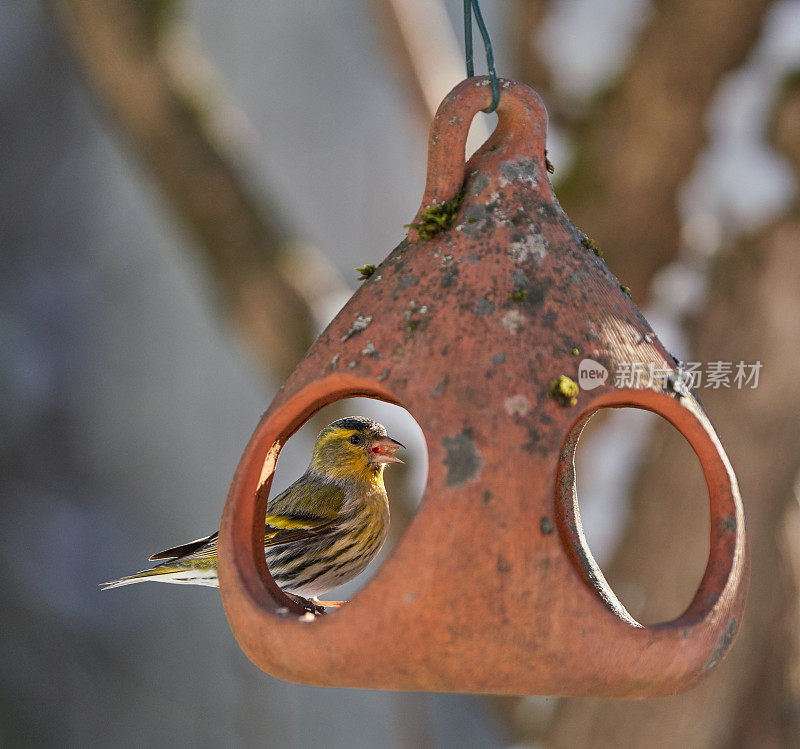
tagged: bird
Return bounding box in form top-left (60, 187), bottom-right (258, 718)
top-left (101, 416), bottom-right (404, 612)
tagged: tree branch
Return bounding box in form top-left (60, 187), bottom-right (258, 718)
top-left (546, 69), bottom-right (800, 749)
top-left (555, 0), bottom-right (773, 296)
top-left (367, 0), bottom-right (491, 149)
top-left (509, 1), bottom-right (559, 119)
top-left (49, 0), bottom-right (349, 379)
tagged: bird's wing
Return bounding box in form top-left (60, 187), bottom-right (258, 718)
top-left (262, 511), bottom-right (339, 548)
top-left (259, 480), bottom-right (346, 548)
top-left (148, 481), bottom-right (345, 563)
top-left (267, 476), bottom-right (346, 517)
top-left (150, 513), bottom-right (338, 564)
top-left (149, 533), bottom-right (218, 561)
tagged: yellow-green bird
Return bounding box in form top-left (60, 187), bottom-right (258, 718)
top-left (101, 417), bottom-right (404, 607)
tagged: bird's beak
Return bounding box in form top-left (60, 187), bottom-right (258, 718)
top-left (369, 435), bottom-right (405, 464)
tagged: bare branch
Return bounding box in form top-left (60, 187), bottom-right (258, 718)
top-left (546, 68), bottom-right (800, 749)
top-left (49, 0), bottom-right (349, 379)
top-left (368, 0), bottom-right (490, 148)
top-left (509, 1), bottom-right (559, 118)
top-left (770, 70), bottom-right (800, 174)
top-left (368, 0), bottom-right (465, 124)
top-left (555, 0), bottom-right (773, 296)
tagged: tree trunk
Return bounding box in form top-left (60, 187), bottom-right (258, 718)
top-left (555, 0), bottom-right (772, 296)
top-left (546, 72), bottom-right (800, 749)
top-left (49, 0), bottom-right (349, 379)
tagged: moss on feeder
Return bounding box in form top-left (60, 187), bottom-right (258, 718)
top-left (355, 264), bottom-right (376, 281)
top-left (545, 148), bottom-right (555, 174)
top-left (580, 234), bottom-right (603, 258)
top-left (405, 189), bottom-right (466, 240)
top-left (549, 375), bottom-right (579, 406)
top-left (508, 290), bottom-right (527, 302)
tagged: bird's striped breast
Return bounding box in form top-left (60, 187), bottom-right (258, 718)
top-left (268, 492), bottom-right (389, 597)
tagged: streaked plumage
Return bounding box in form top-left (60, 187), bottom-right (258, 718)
top-left (101, 417), bottom-right (403, 604)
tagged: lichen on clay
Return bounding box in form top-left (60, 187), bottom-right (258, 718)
top-left (341, 314), bottom-right (372, 342)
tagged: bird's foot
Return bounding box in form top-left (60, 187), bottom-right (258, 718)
top-left (312, 597), bottom-right (348, 609)
top-left (285, 592), bottom-right (326, 616)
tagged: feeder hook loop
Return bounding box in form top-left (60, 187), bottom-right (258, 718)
top-left (463, 0), bottom-right (500, 113)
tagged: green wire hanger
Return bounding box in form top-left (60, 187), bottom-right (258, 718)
top-left (463, 0), bottom-right (500, 112)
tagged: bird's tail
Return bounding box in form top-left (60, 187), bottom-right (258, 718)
top-left (100, 563), bottom-right (220, 590)
top-left (100, 567), bottom-right (172, 590)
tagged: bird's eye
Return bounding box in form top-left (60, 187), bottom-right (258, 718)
top-left (349, 434), bottom-right (362, 445)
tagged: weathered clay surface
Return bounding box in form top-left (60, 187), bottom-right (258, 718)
top-left (217, 78), bottom-right (748, 697)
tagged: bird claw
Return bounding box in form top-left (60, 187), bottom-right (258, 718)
top-left (312, 598), bottom-right (347, 608)
top-left (285, 592), bottom-right (326, 616)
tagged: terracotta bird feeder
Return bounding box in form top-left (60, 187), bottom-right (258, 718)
top-left (217, 77), bottom-right (749, 697)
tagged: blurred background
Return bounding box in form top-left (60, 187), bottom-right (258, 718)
top-left (2, 0), bottom-right (800, 746)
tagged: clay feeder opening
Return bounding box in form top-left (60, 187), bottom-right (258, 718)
top-left (217, 77), bottom-right (749, 697)
top-left (263, 398), bottom-right (428, 605)
top-left (573, 407), bottom-right (711, 625)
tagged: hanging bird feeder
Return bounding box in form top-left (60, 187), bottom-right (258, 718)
top-left (216, 75), bottom-right (748, 697)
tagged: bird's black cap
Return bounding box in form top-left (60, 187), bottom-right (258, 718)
top-left (328, 416), bottom-right (387, 436)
